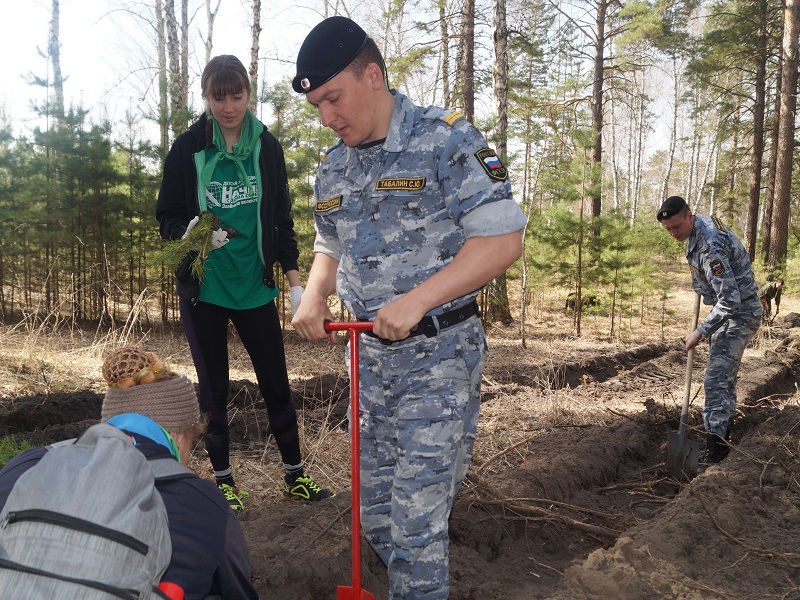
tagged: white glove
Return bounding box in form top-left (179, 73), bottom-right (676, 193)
top-left (181, 216), bottom-right (200, 240)
top-left (209, 228), bottom-right (229, 250)
top-left (290, 286), bottom-right (304, 317)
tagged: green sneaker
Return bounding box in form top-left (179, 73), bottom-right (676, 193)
top-left (218, 483), bottom-right (249, 512)
top-left (284, 474), bottom-right (335, 501)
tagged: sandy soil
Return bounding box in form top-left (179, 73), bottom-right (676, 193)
top-left (1, 299), bottom-right (799, 599)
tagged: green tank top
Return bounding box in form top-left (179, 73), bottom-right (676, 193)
top-left (198, 147), bottom-right (278, 309)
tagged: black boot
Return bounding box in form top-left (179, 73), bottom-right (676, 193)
top-left (700, 433), bottom-right (729, 465)
top-left (724, 419), bottom-right (734, 442)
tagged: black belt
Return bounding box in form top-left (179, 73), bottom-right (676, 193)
top-left (365, 301), bottom-right (479, 345)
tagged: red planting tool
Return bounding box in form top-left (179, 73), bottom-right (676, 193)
top-left (324, 320), bottom-right (376, 600)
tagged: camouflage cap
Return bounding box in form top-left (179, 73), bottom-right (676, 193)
top-left (292, 16), bottom-right (369, 94)
top-left (656, 195), bottom-right (688, 221)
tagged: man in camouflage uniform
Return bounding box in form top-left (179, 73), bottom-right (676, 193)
top-left (759, 278), bottom-right (784, 321)
top-left (291, 16), bottom-right (526, 599)
top-left (657, 195), bottom-right (762, 465)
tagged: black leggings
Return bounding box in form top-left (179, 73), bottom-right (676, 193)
top-left (179, 298), bottom-right (302, 474)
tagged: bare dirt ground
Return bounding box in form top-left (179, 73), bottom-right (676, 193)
top-left (2, 285), bottom-right (800, 600)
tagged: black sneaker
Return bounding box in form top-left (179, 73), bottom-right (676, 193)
top-left (284, 474), bottom-right (335, 501)
top-left (218, 483), bottom-right (249, 512)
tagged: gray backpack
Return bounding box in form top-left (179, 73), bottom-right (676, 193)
top-left (0, 422), bottom-right (192, 599)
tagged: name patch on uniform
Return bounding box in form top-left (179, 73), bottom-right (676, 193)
top-left (375, 177), bottom-right (426, 191)
top-left (475, 148), bottom-right (508, 181)
top-left (689, 264), bottom-right (700, 274)
top-left (710, 259), bottom-right (725, 276)
top-left (316, 195), bottom-right (342, 212)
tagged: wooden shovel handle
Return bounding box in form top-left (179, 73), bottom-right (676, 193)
top-left (679, 293), bottom-right (701, 433)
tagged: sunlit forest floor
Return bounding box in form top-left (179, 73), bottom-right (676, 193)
top-left (1, 277), bottom-right (799, 598)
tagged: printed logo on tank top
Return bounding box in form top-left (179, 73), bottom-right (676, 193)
top-left (205, 176), bottom-right (258, 209)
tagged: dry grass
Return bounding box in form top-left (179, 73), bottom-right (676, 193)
top-left (1, 272), bottom-right (791, 504)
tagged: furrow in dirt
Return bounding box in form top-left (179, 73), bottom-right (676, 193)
top-left (487, 342), bottom-right (673, 391)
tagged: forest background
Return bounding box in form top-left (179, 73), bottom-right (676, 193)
top-left (2, 0), bottom-right (799, 340)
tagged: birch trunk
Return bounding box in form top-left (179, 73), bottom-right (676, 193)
top-left (204, 0), bottom-right (222, 65)
top-left (48, 0), bottom-right (65, 124)
top-left (249, 0), bottom-right (262, 115)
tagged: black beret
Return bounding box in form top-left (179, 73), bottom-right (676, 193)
top-left (656, 195), bottom-right (688, 221)
top-left (293, 16), bottom-right (369, 94)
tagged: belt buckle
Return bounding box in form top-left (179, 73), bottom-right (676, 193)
top-left (422, 315), bottom-right (439, 338)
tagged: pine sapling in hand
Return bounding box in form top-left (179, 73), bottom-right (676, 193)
top-left (155, 211), bottom-right (238, 282)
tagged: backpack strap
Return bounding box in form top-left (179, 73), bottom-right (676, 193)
top-left (46, 434), bottom-right (196, 483)
top-left (149, 457), bottom-right (195, 482)
top-left (45, 426), bottom-right (195, 482)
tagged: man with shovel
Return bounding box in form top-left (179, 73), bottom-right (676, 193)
top-left (290, 16), bottom-right (526, 599)
top-left (657, 195), bottom-right (762, 466)
top-left (759, 278), bottom-right (784, 322)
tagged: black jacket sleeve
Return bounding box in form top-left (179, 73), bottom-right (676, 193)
top-left (156, 121), bottom-right (205, 241)
top-left (262, 131), bottom-right (300, 275)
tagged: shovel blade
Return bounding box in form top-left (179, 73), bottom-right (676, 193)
top-left (667, 431), bottom-right (700, 480)
top-left (338, 586), bottom-right (376, 600)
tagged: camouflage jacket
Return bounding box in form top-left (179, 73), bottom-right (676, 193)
top-left (312, 91), bottom-right (526, 320)
top-left (686, 215), bottom-right (759, 337)
top-left (759, 281), bottom-right (782, 305)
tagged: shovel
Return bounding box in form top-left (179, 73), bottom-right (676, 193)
top-left (324, 320), bottom-right (376, 600)
top-left (666, 292), bottom-right (701, 480)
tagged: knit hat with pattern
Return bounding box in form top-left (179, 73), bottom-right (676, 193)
top-left (101, 347), bottom-right (200, 433)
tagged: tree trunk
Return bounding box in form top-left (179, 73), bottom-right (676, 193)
top-left (609, 91), bottom-right (619, 212)
top-left (486, 0), bottom-right (512, 323)
top-left (204, 0), bottom-right (221, 65)
top-left (165, 0), bottom-right (183, 137)
top-left (181, 0), bottom-right (189, 121)
top-left (762, 42), bottom-right (783, 263)
top-left (156, 0), bottom-right (170, 156)
top-left (492, 0), bottom-right (508, 159)
top-left (249, 0), bottom-right (262, 114)
top-left (48, 0), bottom-right (65, 124)
top-left (461, 0), bottom-right (475, 122)
top-left (660, 56), bottom-right (679, 201)
top-left (767, 0), bottom-right (799, 269)
top-left (47, 0), bottom-right (64, 313)
top-left (590, 0), bottom-right (607, 218)
top-left (635, 75), bottom-right (646, 219)
top-left (439, 0), bottom-right (451, 107)
top-left (745, 0), bottom-right (768, 260)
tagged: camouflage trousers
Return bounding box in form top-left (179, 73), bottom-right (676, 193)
top-left (704, 300), bottom-right (762, 436)
top-left (351, 318), bottom-right (486, 600)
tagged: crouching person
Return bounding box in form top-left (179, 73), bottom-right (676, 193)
top-left (0, 347), bottom-right (260, 600)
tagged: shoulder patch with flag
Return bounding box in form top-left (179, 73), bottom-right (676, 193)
top-left (475, 148), bottom-right (508, 181)
top-left (709, 259), bottom-right (725, 276)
